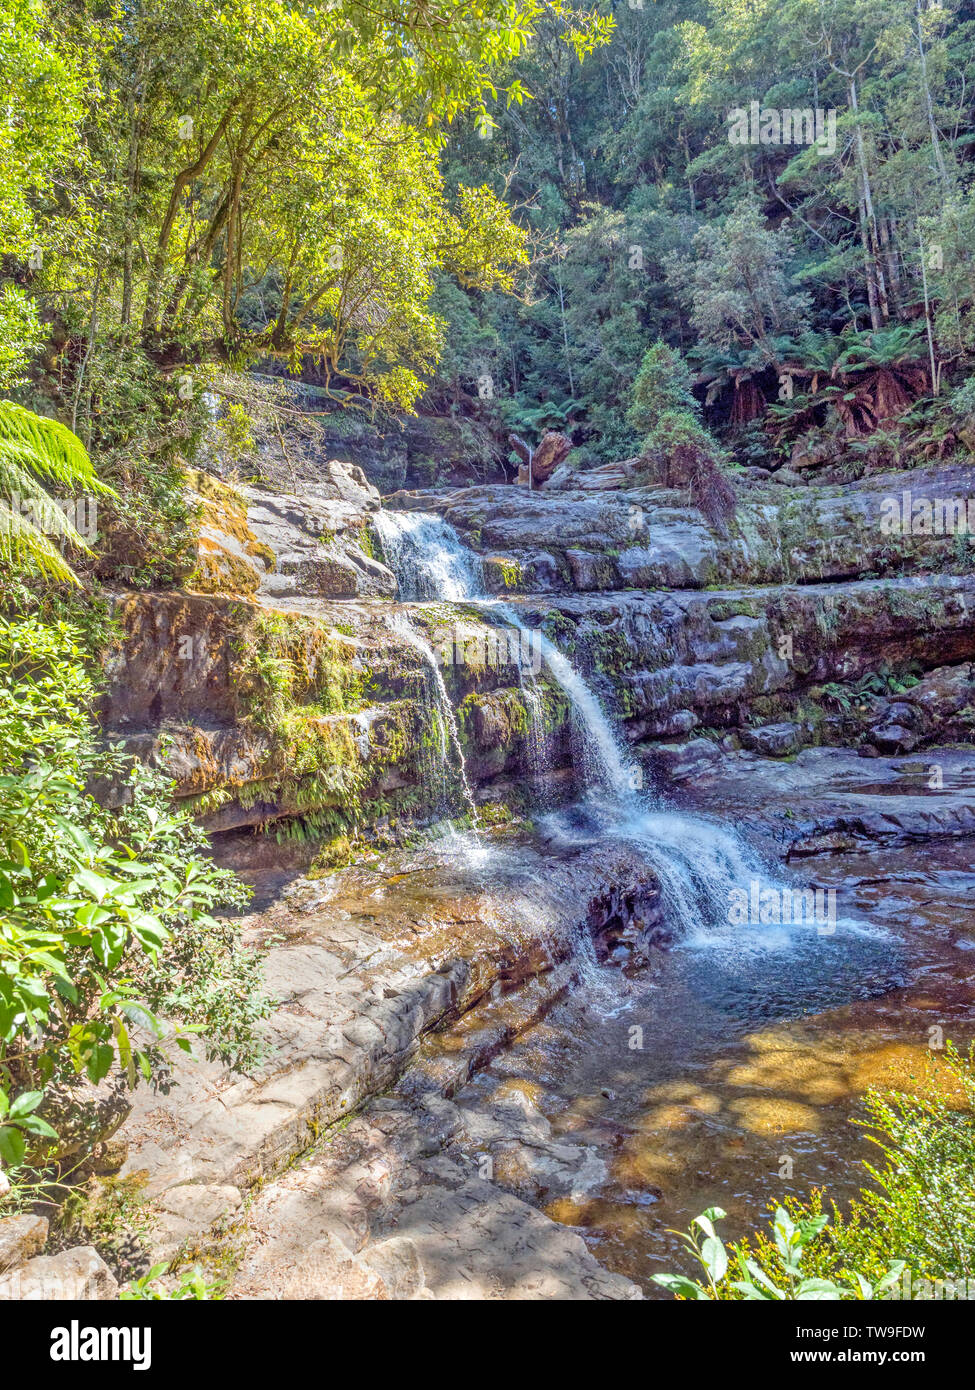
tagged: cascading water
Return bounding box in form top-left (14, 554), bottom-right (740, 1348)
top-left (491, 600), bottom-right (635, 803)
top-left (370, 507), bottom-right (905, 1289)
top-left (375, 506), bottom-right (865, 947)
top-left (518, 667), bottom-right (551, 797)
top-left (373, 510), bottom-right (483, 601)
top-left (387, 610), bottom-right (481, 834)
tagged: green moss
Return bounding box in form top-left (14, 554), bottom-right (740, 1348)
top-left (708, 597), bottom-right (762, 622)
top-left (484, 556), bottom-right (525, 590)
top-left (355, 524), bottom-right (376, 560)
top-left (457, 688), bottom-right (531, 749)
top-left (236, 610), bottom-right (365, 732)
top-left (541, 611), bottom-right (576, 653)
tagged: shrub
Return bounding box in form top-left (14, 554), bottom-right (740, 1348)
top-left (0, 612), bottom-right (270, 1175)
top-left (637, 408), bottom-right (736, 530)
top-left (0, 401), bottom-right (114, 584)
top-left (653, 1204), bottom-right (904, 1301)
top-left (626, 341), bottom-right (698, 438)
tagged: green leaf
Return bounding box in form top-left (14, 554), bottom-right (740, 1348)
top-left (22, 1114), bottom-right (57, 1140)
top-left (796, 1279), bottom-right (845, 1301)
top-left (744, 1259), bottom-right (784, 1298)
top-left (701, 1235), bottom-right (728, 1284)
top-left (85, 1041), bottom-right (115, 1084)
top-left (8, 1090), bottom-right (43, 1118)
top-left (0, 1124), bottom-right (26, 1167)
top-left (73, 868), bottom-right (118, 903)
top-left (651, 1273), bottom-right (711, 1300)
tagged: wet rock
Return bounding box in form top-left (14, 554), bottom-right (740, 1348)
top-left (741, 723), bottom-right (802, 756)
top-left (673, 745), bottom-right (975, 856)
top-left (566, 548), bottom-right (618, 591)
top-left (871, 723), bottom-right (918, 753)
top-left (647, 739), bottom-right (724, 783)
top-left (417, 461), bottom-right (975, 593)
top-left (117, 839), bottom-right (660, 1212)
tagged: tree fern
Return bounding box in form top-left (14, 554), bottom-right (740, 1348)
top-left (0, 401), bottom-right (114, 584)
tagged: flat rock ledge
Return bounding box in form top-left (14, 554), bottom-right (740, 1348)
top-left (228, 1093), bottom-right (640, 1300)
top-left (114, 836), bottom-right (656, 1299)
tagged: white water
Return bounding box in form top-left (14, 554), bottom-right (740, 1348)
top-left (373, 510), bottom-right (483, 601)
top-left (375, 508), bottom-right (869, 947)
top-left (504, 607), bottom-right (635, 802)
top-left (387, 611), bottom-right (482, 847)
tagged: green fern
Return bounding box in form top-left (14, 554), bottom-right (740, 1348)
top-left (0, 401), bottom-right (114, 584)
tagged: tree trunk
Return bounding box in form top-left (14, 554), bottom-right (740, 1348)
top-left (848, 71), bottom-right (886, 329)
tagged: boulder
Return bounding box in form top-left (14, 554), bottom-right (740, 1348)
top-left (0, 1246), bottom-right (119, 1300)
top-left (871, 723), bottom-right (918, 753)
top-left (0, 1214), bottom-right (48, 1274)
top-left (516, 431), bottom-right (571, 488)
top-left (648, 738), bottom-right (724, 783)
top-left (741, 723), bottom-right (803, 756)
top-left (185, 468), bottom-right (272, 596)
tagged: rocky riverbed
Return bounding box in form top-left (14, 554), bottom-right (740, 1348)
top-left (8, 434), bottom-right (973, 1302)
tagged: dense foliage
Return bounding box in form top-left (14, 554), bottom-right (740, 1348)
top-left (0, 608), bottom-right (269, 1175)
top-left (430, 0), bottom-right (975, 471)
top-left (0, 0), bottom-right (616, 1200)
top-left (2, 0), bottom-right (975, 1295)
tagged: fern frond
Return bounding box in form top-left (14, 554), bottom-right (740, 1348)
top-left (0, 402), bottom-right (109, 585)
top-left (0, 500), bottom-right (81, 584)
top-left (0, 446), bottom-right (86, 541)
top-left (0, 402), bottom-right (115, 495)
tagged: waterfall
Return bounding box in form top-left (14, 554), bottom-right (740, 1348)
top-left (373, 510), bottom-right (483, 601)
top-left (373, 515), bottom-right (637, 805)
top-left (501, 605), bottom-right (636, 804)
top-left (374, 507), bottom-right (849, 945)
top-left (387, 611), bottom-right (481, 834)
top-left (519, 667), bottom-right (550, 796)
